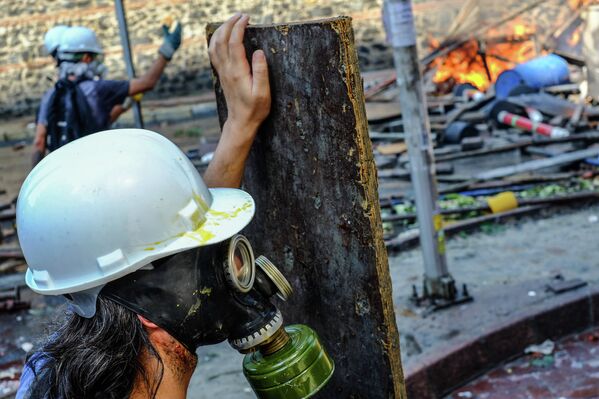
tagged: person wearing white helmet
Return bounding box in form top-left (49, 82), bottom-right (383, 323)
top-left (58, 25), bottom-right (104, 56)
top-left (35, 25), bottom-right (70, 145)
top-left (43, 25), bottom-right (69, 63)
top-left (32, 21), bottom-right (183, 166)
top-left (16, 14), bottom-right (276, 399)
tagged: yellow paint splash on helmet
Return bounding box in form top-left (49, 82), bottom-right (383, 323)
top-left (190, 193), bottom-right (210, 230)
top-left (207, 200), bottom-right (253, 220)
top-left (193, 192), bottom-right (210, 212)
top-left (140, 196), bottom-right (251, 249)
top-left (190, 211), bottom-right (207, 230)
top-left (184, 228), bottom-right (216, 243)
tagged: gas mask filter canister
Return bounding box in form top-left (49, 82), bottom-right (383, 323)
top-left (101, 235), bottom-right (334, 399)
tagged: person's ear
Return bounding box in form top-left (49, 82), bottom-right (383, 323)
top-left (138, 315), bottom-right (160, 330)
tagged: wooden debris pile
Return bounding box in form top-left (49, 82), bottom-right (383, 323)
top-left (366, 1), bottom-right (599, 250)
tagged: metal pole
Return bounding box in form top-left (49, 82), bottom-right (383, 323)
top-left (384, 0), bottom-right (455, 299)
top-left (114, 0), bottom-right (144, 128)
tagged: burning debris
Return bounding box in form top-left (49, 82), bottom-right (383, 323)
top-left (430, 20), bottom-right (536, 92)
top-left (371, 0), bottom-right (599, 249)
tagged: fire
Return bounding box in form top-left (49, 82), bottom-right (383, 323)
top-left (568, 24), bottom-right (583, 47)
top-left (568, 0), bottom-right (595, 9)
top-left (513, 24), bottom-right (528, 37)
top-left (431, 20), bottom-right (536, 91)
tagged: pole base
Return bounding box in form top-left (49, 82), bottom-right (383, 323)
top-left (411, 275), bottom-right (473, 314)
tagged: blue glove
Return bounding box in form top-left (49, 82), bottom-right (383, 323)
top-left (159, 22), bottom-right (182, 61)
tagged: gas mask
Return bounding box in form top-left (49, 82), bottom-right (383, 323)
top-left (58, 59), bottom-right (108, 81)
top-left (101, 235), bottom-right (334, 399)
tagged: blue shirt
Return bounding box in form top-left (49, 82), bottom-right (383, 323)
top-left (16, 353), bottom-right (47, 399)
top-left (38, 79), bottom-right (130, 131)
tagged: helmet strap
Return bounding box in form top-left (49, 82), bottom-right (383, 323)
top-left (65, 284), bottom-right (105, 318)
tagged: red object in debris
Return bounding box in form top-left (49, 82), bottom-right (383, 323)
top-left (497, 111), bottom-right (570, 138)
top-left (586, 332), bottom-right (599, 342)
top-left (0, 299), bottom-right (30, 312)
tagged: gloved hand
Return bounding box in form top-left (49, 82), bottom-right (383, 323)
top-left (121, 93), bottom-right (143, 111)
top-left (159, 22), bottom-right (182, 61)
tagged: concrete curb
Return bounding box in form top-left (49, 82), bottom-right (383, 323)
top-left (405, 284), bottom-right (599, 398)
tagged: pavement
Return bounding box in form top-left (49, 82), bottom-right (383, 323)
top-left (447, 328), bottom-right (599, 399)
top-left (390, 203), bottom-right (599, 373)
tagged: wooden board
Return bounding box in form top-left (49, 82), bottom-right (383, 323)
top-left (366, 101), bottom-right (403, 123)
top-left (377, 141), bottom-right (408, 156)
top-left (208, 17), bottom-right (406, 398)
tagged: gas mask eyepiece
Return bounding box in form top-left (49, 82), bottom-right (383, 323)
top-left (224, 235), bottom-right (255, 293)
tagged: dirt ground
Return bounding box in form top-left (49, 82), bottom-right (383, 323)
top-left (1, 111), bottom-right (598, 398)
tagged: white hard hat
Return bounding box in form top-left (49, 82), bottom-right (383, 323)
top-left (58, 26), bottom-right (103, 54)
top-left (17, 129), bottom-right (255, 296)
top-left (44, 25), bottom-right (69, 55)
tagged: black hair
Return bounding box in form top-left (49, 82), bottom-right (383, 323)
top-left (23, 296), bottom-right (163, 399)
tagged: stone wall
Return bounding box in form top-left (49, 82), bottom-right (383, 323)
top-left (0, 0), bottom-right (571, 118)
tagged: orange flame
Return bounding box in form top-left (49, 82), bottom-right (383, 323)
top-left (431, 20), bottom-right (536, 91)
top-left (568, 24), bottom-right (583, 47)
top-left (568, 0), bottom-right (594, 9)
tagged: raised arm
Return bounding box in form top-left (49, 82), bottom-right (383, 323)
top-left (129, 24), bottom-right (182, 95)
top-left (203, 14), bottom-right (271, 188)
top-left (128, 56), bottom-right (168, 95)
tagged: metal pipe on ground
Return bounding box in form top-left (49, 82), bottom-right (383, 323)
top-left (475, 147), bottom-right (599, 181)
top-left (497, 111), bottom-right (570, 138)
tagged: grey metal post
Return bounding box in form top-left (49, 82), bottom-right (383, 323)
top-left (384, 0), bottom-right (455, 299)
top-left (114, 0), bottom-right (144, 128)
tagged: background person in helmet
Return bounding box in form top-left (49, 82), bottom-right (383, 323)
top-left (17, 14), bottom-right (271, 399)
top-left (31, 22), bottom-right (183, 165)
top-left (32, 25), bottom-right (69, 152)
top-left (43, 25), bottom-right (69, 65)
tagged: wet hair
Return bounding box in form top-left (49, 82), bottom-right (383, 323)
top-left (24, 296), bottom-right (163, 399)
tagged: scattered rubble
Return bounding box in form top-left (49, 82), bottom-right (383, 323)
top-left (365, 0), bottom-right (599, 250)
top-left (524, 339), bottom-right (555, 356)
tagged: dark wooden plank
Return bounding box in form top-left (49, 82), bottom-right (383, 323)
top-left (208, 17), bottom-right (406, 398)
top-left (0, 249), bottom-right (23, 260)
top-left (0, 211), bottom-right (15, 222)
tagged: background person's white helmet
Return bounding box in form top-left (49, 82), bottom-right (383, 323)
top-left (58, 26), bottom-right (103, 55)
top-left (17, 129), bottom-right (255, 296)
top-left (44, 25), bottom-right (69, 55)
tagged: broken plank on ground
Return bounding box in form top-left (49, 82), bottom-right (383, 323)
top-left (475, 147), bottom-right (599, 181)
top-left (377, 141), bottom-right (408, 156)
